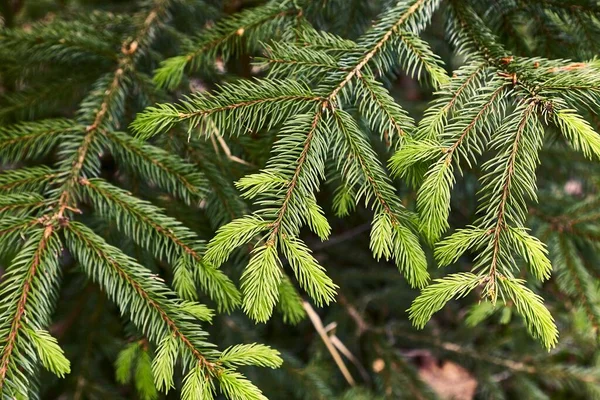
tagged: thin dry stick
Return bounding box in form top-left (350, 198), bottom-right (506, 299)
top-left (206, 117), bottom-right (255, 167)
top-left (329, 335), bottom-right (372, 383)
top-left (215, 132), bottom-right (255, 167)
top-left (323, 322), bottom-right (370, 382)
top-left (302, 301), bottom-right (356, 386)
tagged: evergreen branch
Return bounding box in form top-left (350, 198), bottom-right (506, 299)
top-left (0, 19), bottom-right (120, 65)
top-left (63, 222), bottom-right (219, 372)
top-left (26, 329), bottom-right (71, 379)
top-left (524, 0), bottom-right (600, 15)
top-left (552, 106), bottom-right (600, 160)
top-left (388, 139), bottom-right (442, 187)
top-left (437, 62), bottom-right (491, 117)
top-left (295, 27), bottom-right (359, 53)
top-left (279, 237), bottom-right (338, 307)
top-left (115, 340), bottom-right (158, 400)
top-left (332, 110), bottom-right (428, 288)
top-left (408, 96), bottom-right (556, 347)
top-left (0, 193), bottom-right (47, 217)
top-left (0, 217), bottom-right (38, 240)
top-left (240, 245), bottom-right (284, 323)
top-left (128, 0), bottom-right (174, 59)
top-left (219, 343), bottom-right (282, 369)
top-left (388, 29), bottom-right (449, 87)
top-left (76, 68), bottom-right (129, 132)
top-left (552, 234), bottom-right (600, 335)
top-left (0, 1), bottom-right (295, 397)
top-left (104, 130), bottom-right (209, 205)
top-left (134, 1), bottom-right (448, 321)
top-left (415, 161), bottom-right (454, 243)
top-left (413, 80), bottom-right (508, 242)
top-left (177, 93), bottom-right (320, 127)
top-left (332, 110), bottom-right (402, 226)
top-left (205, 215), bottom-right (269, 267)
top-left (388, 62), bottom-right (490, 188)
top-left (355, 74), bottom-right (414, 146)
top-left (53, 67), bottom-right (128, 218)
top-left (448, 1), bottom-right (509, 61)
top-left (261, 41), bottom-right (347, 82)
top-left (0, 119), bottom-right (82, 163)
top-left (78, 177), bottom-right (202, 262)
top-left (132, 79), bottom-right (323, 139)
top-left (0, 166), bottom-right (55, 194)
top-left (0, 6), bottom-right (192, 392)
top-left (540, 60), bottom-right (600, 92)
top-left (409, 272), bottom-right (483, 328)
top-left (54, 0), bottom-right (175, 218)
top-left (206, 111), bottom-right (333, 321)
top-left (506, 227), bottom-right (552, 281)
top-left (0, 217), bottom-right (41, 261)
top-left (0, 77), bottom-right (87, 123)
top-left (238, 111), bottom-right (330, 322)
top-left (77, 178), bottom-right (240, 309)
top-left (268, 111), bottom-right (323, 243)
top-left (0, 226), bottom-right (62, 395)
top-left (153, 4), bottom-right (298, 90)
top-left (404, 64), bottom-right (492, 180)
top-left (217, 370), bottom-right (269, 400)
top-left (65, 221), bottom-right (275, 397)
top-left (328, 0), bottom-right (439, 101)
top-left (434, 227), bottom-right (489, 267)
top-left (442, 81), bottom-right (508, 163)
top-left (498, 277), bottom-right (558, 349)
top-left (482, 102), bottom-right (538, 300)
top-left (180, 363), bottom-right (212, 400)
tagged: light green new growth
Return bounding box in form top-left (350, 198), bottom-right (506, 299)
top-left (3, 0), bottom-right (600, 397)
top-left (135, 0), bottom-right (444, 325)
top-left (392, 1), bottom-right (600, 350)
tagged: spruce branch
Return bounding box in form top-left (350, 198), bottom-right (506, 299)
top-left (63, 222), bottom-right (218, 372)
top-left (355, 73), bottom-right (414, 146)
top-left (553, 234), bottom-right (600, 336)
top-left (138, 0), bottom-right (450, 325)
top-left (115, 340), bottom-right (158, 400)
top-left (479, 101), bottom-right (541, 300)
top-left (409, 272), bottom-right (483, 329)
top-left (5, 0), bottom-right (600, 396)
top-left (0, 192), bottom-right (47, 217)
top-left (327, 0), bottom-right (443, 102)
top-left (0, 226), bottom-right (62, 396)
top-left (0, 166), bottom-right (55, 194)
top-left (261, 41), bottom-right (347, 82)
top-left (0, 119), bottom-right (83, 163)
top-left (332, 109), bottom-right (429, 288)
top-left (77, 177), bottom-right (240, 309)
top-left (498, 277), bottom-right (558, 349)
top-left (65, 222), bottom-right (281, 399)
top-left (0, 18), bottom-right (121, 65)
top-left (267, 111), bottom-right (324, 243)
top-left (153, 3), bottom-right (300, 90)
top-left (104, 130), bottom-right (209, 205)
top-left (0, 1), bottom-right (266, 395)
top-left (132, 79), bottom-right (323, 140)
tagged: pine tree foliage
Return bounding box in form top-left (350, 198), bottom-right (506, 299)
top-left (2, 0), bottom-right (600, 398)
top-left (0, 1), bottom-right (281, 398)
top-left (133, 0), bottom-right (443, 324)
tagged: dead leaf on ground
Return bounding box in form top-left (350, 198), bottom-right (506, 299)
top-left (417, 353), bottom-right (477, 400)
